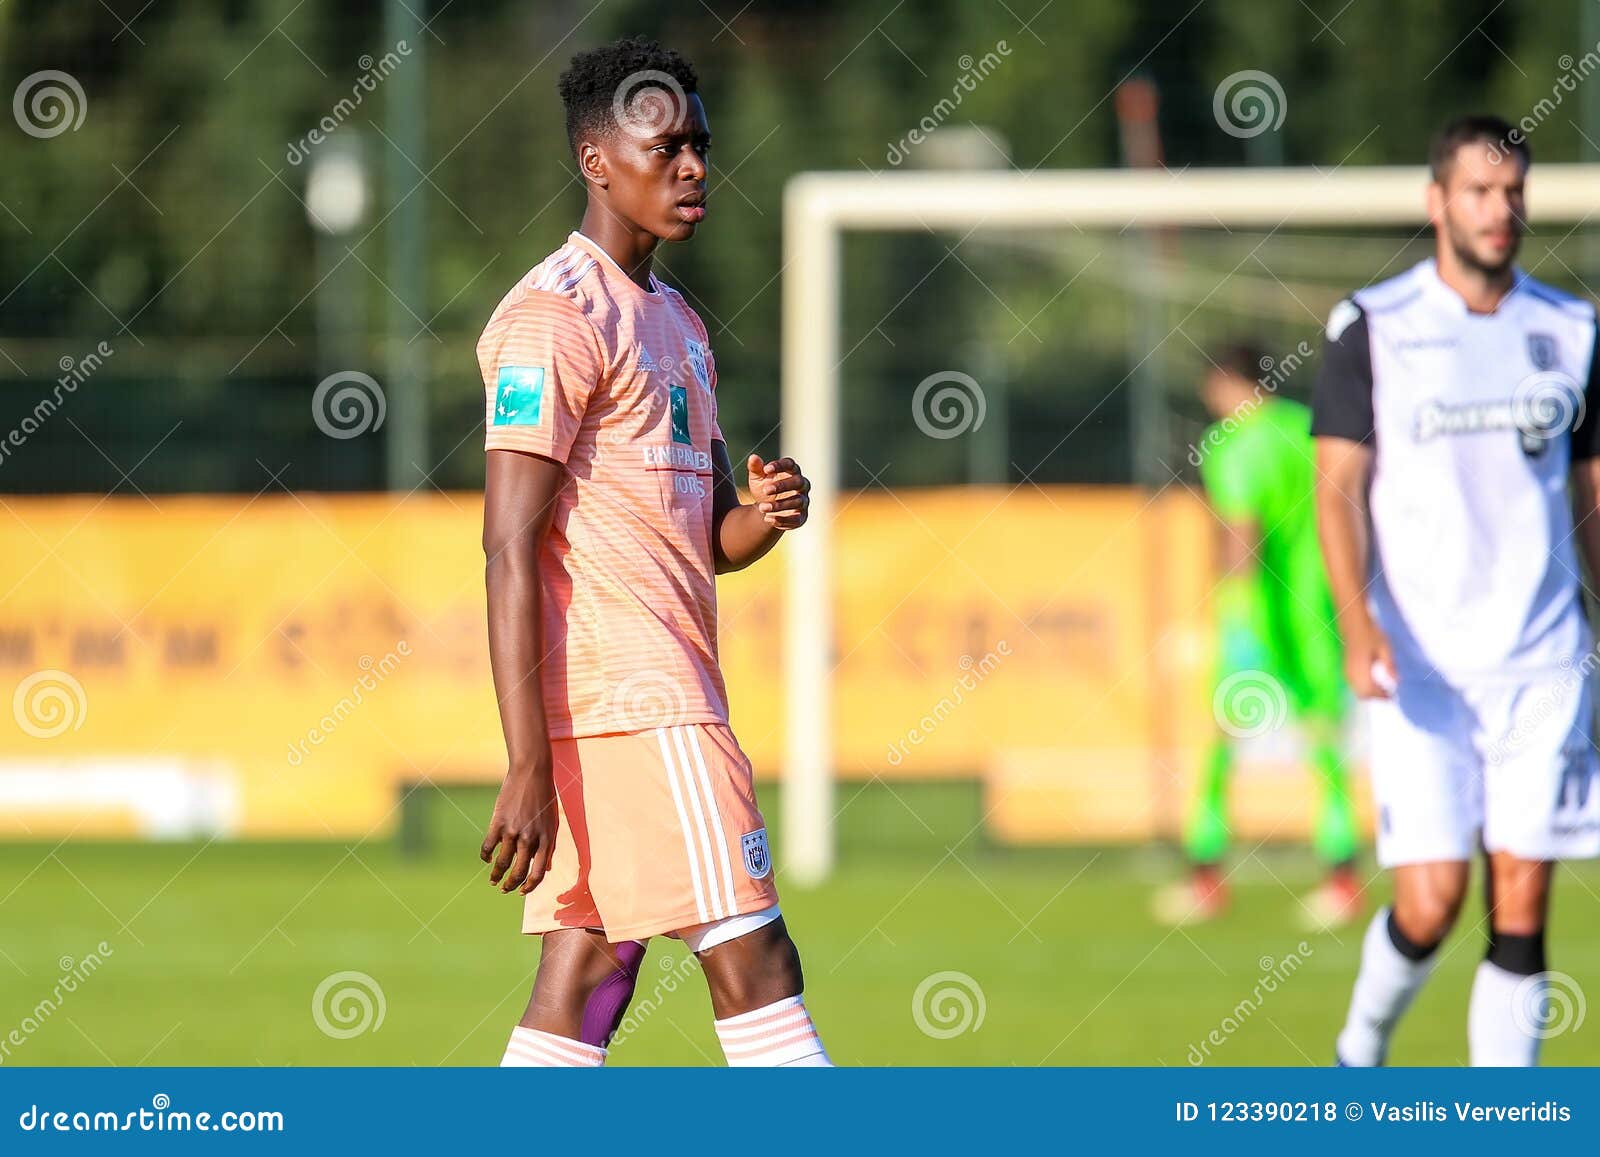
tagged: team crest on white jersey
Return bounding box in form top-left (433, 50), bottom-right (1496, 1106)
top-left (741, 828), bottom-right (771, 879)
top-left (1527, 332), bottom-right (1559, 371)
top-left (686, 340), bottom-right (712, 393)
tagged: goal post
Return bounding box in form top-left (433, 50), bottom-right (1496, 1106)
top-left (779, 164), bottom-right (1600, 886)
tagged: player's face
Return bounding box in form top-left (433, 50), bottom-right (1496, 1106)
top-left (1200, 370), bottom-right (1251, 419)
top-left (1199, 370), bottom-right (1229, 419)
top-left (600, 92), bottom-right (710, 243)
top-left (1430, 141), bottom-right (1526, 277)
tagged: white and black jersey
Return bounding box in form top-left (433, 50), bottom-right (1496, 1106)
top-left (1312, 259), bottom-right (1600, 683)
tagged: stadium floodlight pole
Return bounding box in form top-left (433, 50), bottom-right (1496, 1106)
top-left (780, 164), bottom-right (1600, 886)
top-left (383, 0), bottom-right (428, 492)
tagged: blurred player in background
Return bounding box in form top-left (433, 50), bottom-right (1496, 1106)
top-left (476, 37), bottom-right (828, 1068)
top-left (1316, 116), bottom-right (1600, 1066)
top-left (1155, 344), bottom-right (1359, 928)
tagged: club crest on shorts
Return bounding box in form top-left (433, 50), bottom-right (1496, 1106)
top-left (741, 828), bottom-right (771, 879)
top-left (1527, 332), bottom-right (1559, 371)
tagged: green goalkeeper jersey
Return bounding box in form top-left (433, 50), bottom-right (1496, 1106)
top-left (1199, 397), bottom-right (1344, 717)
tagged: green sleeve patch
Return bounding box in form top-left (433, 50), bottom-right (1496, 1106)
top-left (492, 366), bottom-right (545, 426)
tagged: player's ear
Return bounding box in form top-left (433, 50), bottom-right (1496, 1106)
top-left (576, 138), bottom-right (609, 189)
top-left (1423, 177), bottom-right (1446, 230)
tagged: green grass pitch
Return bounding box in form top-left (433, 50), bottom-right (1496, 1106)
top-left (4, 783), bottom-right (1598, 1066)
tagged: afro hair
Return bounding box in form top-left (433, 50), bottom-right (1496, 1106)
top-left (557, 36), bottom-right (700, 154)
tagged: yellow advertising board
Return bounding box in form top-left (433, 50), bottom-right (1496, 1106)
top-left (0, 489), bottom-right (1355, 842)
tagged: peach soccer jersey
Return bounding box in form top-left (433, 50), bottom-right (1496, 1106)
top-left (478, 230), bottom-right (729, 739)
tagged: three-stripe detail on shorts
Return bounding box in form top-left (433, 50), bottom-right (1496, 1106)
top-left (656, 726), bottom-right (739, 923)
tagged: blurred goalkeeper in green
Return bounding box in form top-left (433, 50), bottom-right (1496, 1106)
top-left (1154, 342), bottom-right (1360, 929)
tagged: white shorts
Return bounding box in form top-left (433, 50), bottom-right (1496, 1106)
top-left (1367, 671), bottom-right (1600, 866)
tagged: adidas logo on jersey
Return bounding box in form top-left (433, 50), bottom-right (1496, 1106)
top-left (636, 345), bottom-right (661, 373)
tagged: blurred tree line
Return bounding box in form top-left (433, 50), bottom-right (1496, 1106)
top-left (1, 0), bottom-right (1595, 492)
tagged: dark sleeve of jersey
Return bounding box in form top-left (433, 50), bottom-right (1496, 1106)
top-left (1572, 314), bottom-right (1600, 460)
top-left (1310, 301), bottom-right (1375, 444)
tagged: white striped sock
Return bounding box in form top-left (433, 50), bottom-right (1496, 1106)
top-left (500, 1025), bottom-right (606, 1067)
top-left (714, 995), bottom-right (831, 1067)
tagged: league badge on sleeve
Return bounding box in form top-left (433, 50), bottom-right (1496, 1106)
top-left (741, 828), bottom-right (772, 879)
top-left (493, 366), bottom-right (546, 426)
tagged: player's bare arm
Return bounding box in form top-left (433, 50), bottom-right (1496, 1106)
top-left (1215, 516), bottom-right (1258, 577)
top-left (1314, 435), bottom-right (1394, 699)
top-left (709, 440), bottom-right (810, 573)
top-left (480, 448), bottom-right (565, 895)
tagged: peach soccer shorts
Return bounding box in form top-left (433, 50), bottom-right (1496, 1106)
top-left (522, 723), bottom-right (780, 942)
